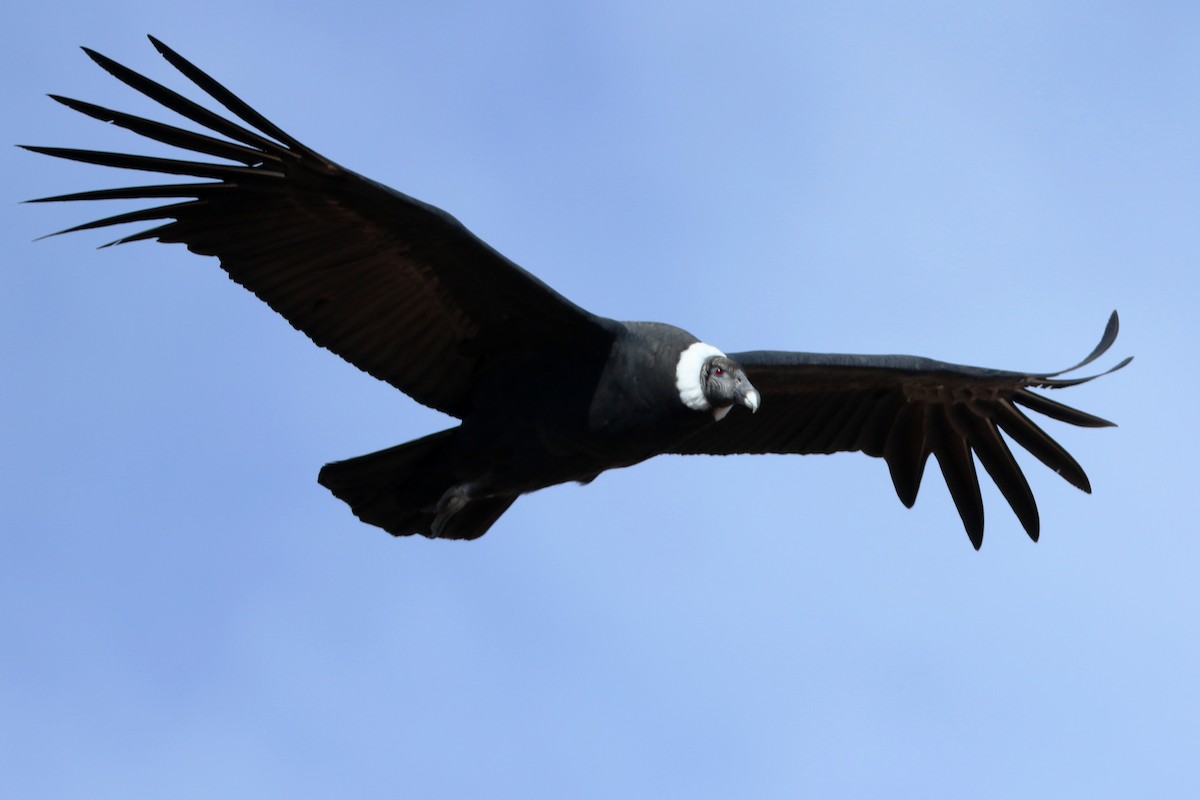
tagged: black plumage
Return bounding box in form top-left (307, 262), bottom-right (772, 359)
top-left (24, 38), bottom-right (1129, 548)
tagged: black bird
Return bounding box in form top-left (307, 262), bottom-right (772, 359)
top-left (24, 38), bottom-right (1129, 548)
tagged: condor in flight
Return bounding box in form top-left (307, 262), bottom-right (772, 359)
top-left (25, 37), bottom-right (1129, 548)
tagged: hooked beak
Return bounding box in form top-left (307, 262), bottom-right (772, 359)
top-left (739, 381), bottom-right (761, 414)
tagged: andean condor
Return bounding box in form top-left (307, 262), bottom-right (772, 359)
top-left (24, 37), bottom-right (1130, 548)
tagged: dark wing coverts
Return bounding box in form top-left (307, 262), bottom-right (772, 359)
top-left (671, 313), bottom-right (1130, 548)
top-left (24, 36), bottom-right (612, 418)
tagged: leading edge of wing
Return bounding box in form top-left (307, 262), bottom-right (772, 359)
top-left (730, 311), bottom-right (1129, 391)
top-left (24, 37), bottom-right (615, 418)
top-left (672, 313), bottom-right (1130, 548)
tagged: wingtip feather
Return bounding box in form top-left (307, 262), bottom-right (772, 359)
top-left (80, 46), bottom-right (115, 73)
top-left (1044, 310), bottom-right (1124, 378)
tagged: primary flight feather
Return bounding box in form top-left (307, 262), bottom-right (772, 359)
top-left (25, 37), bottom-right (1129, 548)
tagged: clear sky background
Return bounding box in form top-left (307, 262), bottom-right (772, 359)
top-left (2, 2), bottom-right (1197, 798)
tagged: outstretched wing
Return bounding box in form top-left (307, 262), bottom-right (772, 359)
top-left (669, 313), bottom-right (1130, 548)
top-left (23, 37), bottom-right (615, 418)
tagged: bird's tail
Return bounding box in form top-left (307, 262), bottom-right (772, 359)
top-left (317, 429), bottom-right (515, 540)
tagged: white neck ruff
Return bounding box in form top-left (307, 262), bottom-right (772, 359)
top-left (675, 341), bottom-right (725, 411)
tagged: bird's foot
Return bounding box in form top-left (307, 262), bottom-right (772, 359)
top-left (430, 484), bottom-right (473, 537)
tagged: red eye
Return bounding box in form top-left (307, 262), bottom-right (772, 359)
top-left (712, 367), bottom-right (725, 378)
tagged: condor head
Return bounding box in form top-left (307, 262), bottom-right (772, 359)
top-left (674, 341), bottom-right (760, 420)
top-left (702, 355), bottom-right (760, 420)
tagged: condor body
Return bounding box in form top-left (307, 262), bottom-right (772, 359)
top-left (320, 320), bottom-right (759, 539)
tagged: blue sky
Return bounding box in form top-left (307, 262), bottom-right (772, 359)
top-left (2, 2), bottom-right (1197, 797)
